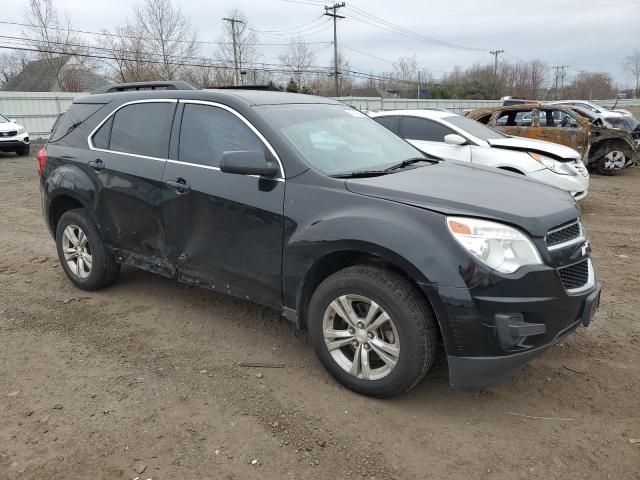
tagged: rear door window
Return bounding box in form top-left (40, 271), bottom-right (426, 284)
top-left (178, 104), bottom-right (264, 168)
top-left (400, 117), bottom-right (454, 142)
top-left (108, 102), bottom-right (175, 158)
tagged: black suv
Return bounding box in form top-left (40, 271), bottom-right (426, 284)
top-left (38, 82), bottom-right (601, 397)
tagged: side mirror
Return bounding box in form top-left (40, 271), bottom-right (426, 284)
top-left (10, 119), bottom-right (17, 123)
top-left (444, 134), bottom-right (468, 146)
top-left (219, 150), bottom-right (279, 178)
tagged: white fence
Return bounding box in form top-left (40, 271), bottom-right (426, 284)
top-left (0, 92), bottom-right (77, 139)
top-left (1, 91), bottom-right (638, 139)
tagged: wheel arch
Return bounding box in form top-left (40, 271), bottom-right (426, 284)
top-left (294, 246), bottom-right (444, 348)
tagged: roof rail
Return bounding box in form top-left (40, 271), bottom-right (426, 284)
top-left (91, 81), bottom-right (197, 94)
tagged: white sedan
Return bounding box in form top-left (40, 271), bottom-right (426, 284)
top-left (370, 110), bottom-right (589, 200)
top-left (0, 114), bottom-right (30, 156)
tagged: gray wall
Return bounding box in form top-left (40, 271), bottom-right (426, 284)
top-left (1, 91), bottom-right (638, 139)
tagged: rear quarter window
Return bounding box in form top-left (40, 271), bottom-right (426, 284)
top-left (49, 103), bottom-right (105, 142)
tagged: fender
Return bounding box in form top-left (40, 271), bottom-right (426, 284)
top-left (42, 162), bottom-right (101, 233)
top-left (282, 194), bottom-right (490, 329)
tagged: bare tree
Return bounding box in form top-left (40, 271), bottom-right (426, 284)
top-left (133, 0), bottom-right (199, 80)
top-left (279, 37), bottom-right (316, 88)
top-left (392, 54), bottom-right (418, 88)
top-left (23, 0), bottom-right (90, 90)
top-left (98, 25), bottom-right (158, 83)
top-left (622, 50), bottom-right (640, 98)
top-left (218, 8), bottom-right (259, 85)
top-left (0, 51), bottom-right (30, 87)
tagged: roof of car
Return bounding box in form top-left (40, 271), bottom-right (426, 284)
top-left (370, 109), bottom-right (457, 120)
top-left (76, 88), bottom-right (343, 107)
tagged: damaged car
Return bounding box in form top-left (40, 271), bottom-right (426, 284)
top-left (370, 110), bottom-right (589, 200)
top-left (467, 103), bottom-right (639, 175)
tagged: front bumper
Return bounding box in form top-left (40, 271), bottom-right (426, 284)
top-left (528, 167), bottom-right (589, 196)
top-left (420, 260), bottom-right (601, 389)
top-left (0, 132), bottom-right (30, 151)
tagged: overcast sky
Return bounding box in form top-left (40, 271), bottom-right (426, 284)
top-left (2, 0), bottom-right (639, 87)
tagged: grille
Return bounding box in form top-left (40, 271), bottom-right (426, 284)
top-left (0, 131), bottom-right (17, 137)
top-left (558, 260), bottom-right (589, 290)
top-left (546, 221), bottom-right (581, 248)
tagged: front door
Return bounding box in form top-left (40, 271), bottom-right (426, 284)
top-left (400, 116), bottom-right (471, 162)
top-left (88, 100), bottom-right (177, 276)
top-left (534, 108), bottom-right (589, 157)
top-left (160, 101), bottom-right (285, 308)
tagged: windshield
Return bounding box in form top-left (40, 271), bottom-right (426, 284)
top-left (0, 114), bottom-right (9, 123)
top-left (443, 114), bottom-right (507, 141)
top-left (255, 104), bottom-right (425, 175)
top-left (607, 116), bottom-right (639, 132)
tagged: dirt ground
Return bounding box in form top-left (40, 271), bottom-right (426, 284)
top-left (1, 152), bottom-right (639, 480)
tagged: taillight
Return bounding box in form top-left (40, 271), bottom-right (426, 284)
top-left (37, 147), bottom-right (48, 176)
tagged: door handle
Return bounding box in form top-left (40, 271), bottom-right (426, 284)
top-left (88, 159), bottom-right (105, 172)
top-left (165, 178), bottom-right (191, 194)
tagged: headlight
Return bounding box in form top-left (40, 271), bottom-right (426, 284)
top-left (446, 217), bottom-right (543, 274)
top-left (529, 152), bottom-right (576, 176)
top-left (17, 127), bottom-right (26, 135)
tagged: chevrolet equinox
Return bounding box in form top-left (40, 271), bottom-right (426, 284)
top-left (38, 82), bottom-right (601, 397)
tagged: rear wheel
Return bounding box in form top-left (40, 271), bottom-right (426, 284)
top-left (15, 145), bottom-right (30, 156)
top-left (308, 265), bottom-right (437, 397)
top-left (55, 208), bottom-right (120, 290)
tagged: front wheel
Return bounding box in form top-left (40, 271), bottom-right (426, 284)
top-left (595, 150), bottom-right (626, 175)
top-left (308, 265), bottom-right (437, 397)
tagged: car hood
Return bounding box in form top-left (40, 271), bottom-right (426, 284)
top-left (345, 161), bottom-right (578, 237)
top-left (487, 137), bottom-right (580, 160)
top-left (0, 121), bottom-right (23, 132)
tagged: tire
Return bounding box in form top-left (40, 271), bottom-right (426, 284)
top-left (595, 149), bottom-right (626, 176)
top-left (15, 145), bottom-right (30, 156)
top-left (55, 208), bottom-right (120, 291)
top-left (307, 265), bottom-right (437, 397)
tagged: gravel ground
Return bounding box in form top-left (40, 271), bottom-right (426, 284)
top-left (1, 153), bottom-right (639, 480)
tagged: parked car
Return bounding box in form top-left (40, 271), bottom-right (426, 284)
top-left (0, 113), bottom-right (30, 156)
top-left (548, 99), bottom-right (634, 119)
top-left (467, 103), bottom-right (639, 175)
top-left (370, 110), bottom-right (589, 200)
top-left (39, 82), bottom-right (601, 397)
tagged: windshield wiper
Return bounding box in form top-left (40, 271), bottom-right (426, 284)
top-left (384, 157), bottom-right (437, 171)
top-left (330, 170), bottom-right (391, 179)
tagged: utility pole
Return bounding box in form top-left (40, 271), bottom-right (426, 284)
top-left (417, 70), bottom-right (421, 103)
top-left (324, 2), bottom-right (346, 97)
top-left (552, 65), bottom-right (569, 99)
top-left (223, 17), bottom-right (244, 86)
top-left (490, 49), bottom-right (503, 99)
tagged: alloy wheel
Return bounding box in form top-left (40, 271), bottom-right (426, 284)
top-left (62, 224), bottom-right (92, 279)
top-left (322, 294), bottom-right (400, 381)
top-left (603, 150), bottom-right (625, 171)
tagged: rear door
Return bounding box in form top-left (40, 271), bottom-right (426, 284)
top-left (399, 116), bottom-right (471, 161)
top-left (160, 101), bottom-right (285, 308)
top-left (88, 99), bottom-right (177, 275)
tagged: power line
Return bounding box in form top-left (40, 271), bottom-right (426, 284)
top-left (0, 19), bottom-right (331, 47)
top-left (0, 44), bottom-right (333, 76)
top-left (346, 5), bottom-right (487, 52)
top-left (0, 34), bottom-right (331, 71)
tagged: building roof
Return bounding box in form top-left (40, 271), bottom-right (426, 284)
top-left (2, 56), bottom-right (109, 92)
